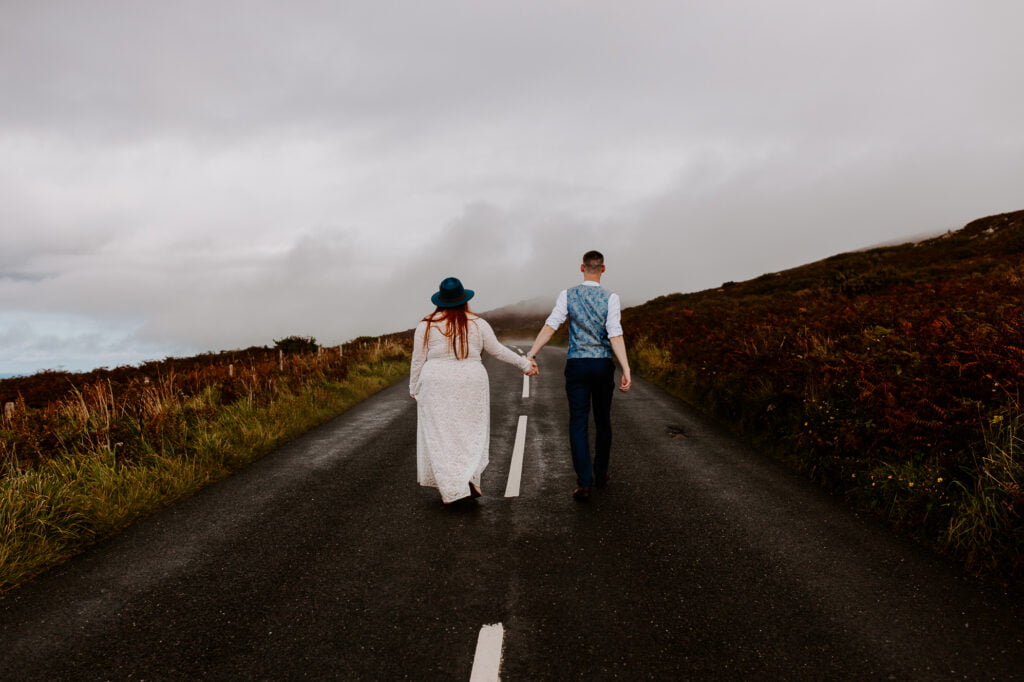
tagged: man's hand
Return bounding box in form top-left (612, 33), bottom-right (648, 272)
top-left (619, 371), bottom-right (632, 392)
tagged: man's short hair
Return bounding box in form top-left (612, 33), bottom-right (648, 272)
top-left (582, 250), bottom-right (604, 273)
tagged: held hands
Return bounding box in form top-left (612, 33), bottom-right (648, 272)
top-left (524, 358), bottom-right (540, 376)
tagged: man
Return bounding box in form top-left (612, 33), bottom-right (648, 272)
top-left (526, 250), bottom-right (632, 500)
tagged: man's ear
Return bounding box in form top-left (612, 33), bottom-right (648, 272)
top-left (580, 264), bottom-right (586, 273)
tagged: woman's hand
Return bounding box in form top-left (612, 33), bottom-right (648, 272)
top-left (524, 358), bottom-right (540, 376)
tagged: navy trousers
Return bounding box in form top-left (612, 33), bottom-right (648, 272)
top-left (564, 357), bottom-right (615, 487)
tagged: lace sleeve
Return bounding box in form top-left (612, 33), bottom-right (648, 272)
top-left (410, 321), bottom-right (428, 395)
top-left (477, 319), bottom-right (533, 372)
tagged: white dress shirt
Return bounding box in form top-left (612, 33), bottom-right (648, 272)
top-left (544, 281), bottom-right (623, 338)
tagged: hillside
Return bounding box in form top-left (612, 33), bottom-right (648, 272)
top-left (623, 209), bottom-right (1024, 582)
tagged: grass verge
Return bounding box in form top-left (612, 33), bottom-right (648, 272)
top-left (0, 346), bottom-right (409, 592)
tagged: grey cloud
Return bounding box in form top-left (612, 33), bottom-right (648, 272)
top-left (401, 201), bottom-right (627, 316)
top-left (6, 2), bottom-right (1019, 146)
top-left (283, 230), bottom-right (357, 282)
top-left (3, 1), bottom-right (1024, 374)
top-left (0, 272), bottom-right (49, 282)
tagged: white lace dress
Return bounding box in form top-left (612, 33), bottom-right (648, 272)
top-left (409, 315), bottom-right (533, 502)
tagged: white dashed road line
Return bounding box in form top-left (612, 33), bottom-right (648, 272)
top-left (503, 415), bottom-right (528, 497)
top-left (470, 623), bottom-right (504, 681)
top-left (469, 348), bottom-right (521, 678)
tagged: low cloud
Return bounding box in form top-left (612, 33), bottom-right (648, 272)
top-left (2, 1), bottom-right (1023, 372)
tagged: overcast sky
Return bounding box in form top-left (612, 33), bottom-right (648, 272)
top-left (2, 1), bottom-right (1023, 374)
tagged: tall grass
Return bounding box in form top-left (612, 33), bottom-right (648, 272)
top-left (0, 340), bottom-right (410, 591)
top-left (947, 407), bottom-right (1024, 577)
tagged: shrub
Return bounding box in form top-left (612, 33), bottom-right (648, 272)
top-left (274, 335), bottom-right (319, 354)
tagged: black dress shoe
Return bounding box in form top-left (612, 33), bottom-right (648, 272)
top-left (595, 473), bottom-right (610, 489)
top-left (572, 486), bottom-right (592, 501)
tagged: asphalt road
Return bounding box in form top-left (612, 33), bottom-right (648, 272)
top-left (0, 345), bottom-right (1021, 680)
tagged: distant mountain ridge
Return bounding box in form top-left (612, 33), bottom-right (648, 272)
top-left (480, 296), bottom-right (553, 334)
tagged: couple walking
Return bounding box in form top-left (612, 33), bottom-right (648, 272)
top-left (409, 250), bottom-right (632, 504)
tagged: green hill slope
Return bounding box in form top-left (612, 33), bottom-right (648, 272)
top-left (623, 209), bottom-right (1024, 583)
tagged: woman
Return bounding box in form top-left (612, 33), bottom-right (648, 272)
top-left (410, 277), bottom-right (537, 503)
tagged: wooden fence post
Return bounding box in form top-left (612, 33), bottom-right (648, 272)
top-left (4, 402), bottom-right (15, 421)
top-left (229, 363), bottom-right (235, 378)
top-left (278, 349), bottom-right (285, 371)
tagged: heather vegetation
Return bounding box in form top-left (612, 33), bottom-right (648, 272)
top-left (625, 209), bottom-right (1024, 583)
top-left (0, 334), bottom-right (411, 590)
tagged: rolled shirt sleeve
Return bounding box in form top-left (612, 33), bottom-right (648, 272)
top-left (544, 290), bottom-right (569, 330)
top-left (606, 293), bottom-right (623, 337)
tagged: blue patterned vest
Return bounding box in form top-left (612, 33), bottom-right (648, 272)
top-left (566, 284), bottom-right (613, 359)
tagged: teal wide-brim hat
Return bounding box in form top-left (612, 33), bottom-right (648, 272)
top-left (431, 276), bottom-right (475, 308)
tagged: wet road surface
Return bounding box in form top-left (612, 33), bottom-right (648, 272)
top-left (0, 346), bottom-right (1021, 680)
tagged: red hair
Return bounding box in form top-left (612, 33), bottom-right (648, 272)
top-left (423, 304), bottom-right (471, 360)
